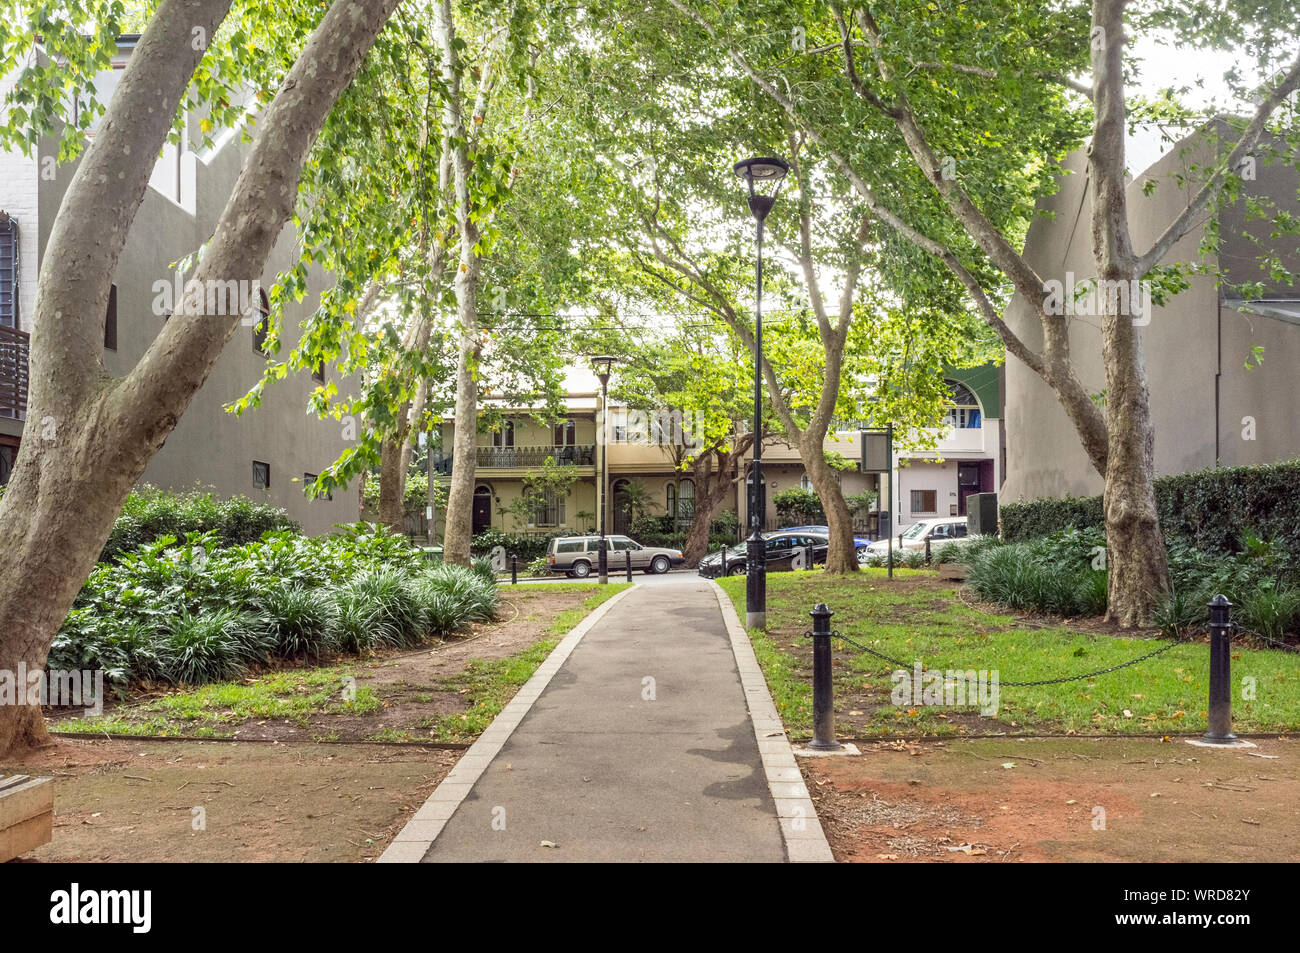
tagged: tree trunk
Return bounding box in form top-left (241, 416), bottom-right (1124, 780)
top-left (377, 433), bottom-right (405, 532)
top-left (0, 0), bottom-right (401, 757)
top-left (434, 0), bottom-right (481, 567)
top-left (683, 451), bottom-right (735, 567)
top-left (1101, 300), bottom-right (1168, 624)
top-left (801, 444), bottom-right (858, 573)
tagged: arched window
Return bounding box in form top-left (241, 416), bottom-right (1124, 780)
top-left (676, 479), bottom-right (695, 530)
top-left (944, 380), bottom-right (982, 429)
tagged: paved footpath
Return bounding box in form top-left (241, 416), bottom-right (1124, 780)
top-left (380, 577), bottom-right (832, 863)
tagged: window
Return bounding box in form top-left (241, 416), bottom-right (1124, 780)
top-left (303, 472), bottom-right (332, 501)
top-left (252, 460), bottom-right (271, 489)
top-left (944, 380), bottom-right (982, 429)
top-left (532, 487), bottom-right (565, 526)
top-left (910, 489), bottom-right (937, 514)
top-left (0, 215), bottom-right (18, 328)
top-left (608, 407), bottom-right (628, 443)
top-left (104, 284), bottom-right (118, 350)
top-left (667, 480), bottom-right (694, 530)
top-left (492, 420), bottom-right (514, 448)
top-left (556, 539), bottom-right (586, 554)
top-left (611, 537), bottom-right (639, 551)
top-left (0, 443), bottom-right (15, 486)
top-left (553, 420), bottom-right (576, 446)
top-left (251, 289), bottom-right (270, 356)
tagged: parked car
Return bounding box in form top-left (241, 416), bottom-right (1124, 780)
top-left (860, 518), bottom-right (968, 559)
top-left (546, 535), bottom-right (685, 577)
top-left (782, 524), bottom-right (872, 547)
top-left (698, 531), bottom-right (859, 578)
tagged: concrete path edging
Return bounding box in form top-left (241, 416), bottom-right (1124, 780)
top-left (709, 582), bottom-right (836, 863)
top-left (377, 585), bottom-right (636, 863)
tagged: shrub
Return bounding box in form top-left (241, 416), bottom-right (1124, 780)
top-left (471, 555), bottom-right (499, 585)
top-left (964, 537), bottom-right (1105, 617)
top-left (259, 585), bottom-right (338, 659)
top-left (773, 488), bottom-right (824, 525)
top-left (422, 564), bottom-right (498, 623)
top-left (103, 485), bottom-right (298, 562)
top-left (346, 569), bottom-right (425, 647)
top-left (470, 529), bottom-right (564, 564)
top-left (1237, 580), bottom-right (1300, 641)
top-left (157, 609), bottom-right (265, 685)
top-left (1000, 458), bottom-right (1300, 554)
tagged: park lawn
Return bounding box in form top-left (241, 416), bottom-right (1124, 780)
top-left (718, 570), bottom-right (1300, 740)
top-left (56, 582), bottom-right (629, 742)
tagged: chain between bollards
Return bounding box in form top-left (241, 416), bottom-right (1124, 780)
top-left (808, 603), bottom-right (843, 750)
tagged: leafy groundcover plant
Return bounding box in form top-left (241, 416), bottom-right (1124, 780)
top-left (48, 523), bottom-right (497, 689)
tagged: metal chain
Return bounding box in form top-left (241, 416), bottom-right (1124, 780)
top-left (1231, 622), bottom-right (1300, 654)
top-left (808, 628), bottom-right (1186, 687)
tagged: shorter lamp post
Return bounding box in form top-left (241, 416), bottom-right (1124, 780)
top-left (591, 355), bottom-right (618, 585)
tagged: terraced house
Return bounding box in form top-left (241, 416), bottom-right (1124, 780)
top-left (0, 34), bottom-right (358, 533)
top-left (431, 361), bottom-right (1004, 541)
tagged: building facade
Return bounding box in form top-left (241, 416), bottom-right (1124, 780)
top-left (432, 363), bottom-right (1004, 541)
top-left (0, 37), bottom-right (359, 534)
top-left (1001, 123), bottom-right (1300, 503)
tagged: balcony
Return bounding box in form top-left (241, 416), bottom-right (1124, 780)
top-left (0, 324), bottom-right (29, 421)
top-left (431, 444), bottom-right (596, 474)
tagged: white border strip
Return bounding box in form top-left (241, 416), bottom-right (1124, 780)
top-left (377, 584), bottom-right (637, 863)
top-left (711, 582), bottom-right (836, 863)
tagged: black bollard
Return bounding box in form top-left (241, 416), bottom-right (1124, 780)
top-left (625, 549), bottom-right (632, 582)
top-left (511, 554), bottom-right (517, 585)
top-left (808, 603), bottom-right (843, 750)
top-left (925, 536), bottom-right (931, 565)
top-left (721, 547), bottom-right (728, 576)
top-left (1203, 594), bottom-right (1237, 743)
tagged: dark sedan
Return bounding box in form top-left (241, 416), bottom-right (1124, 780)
top-left (698, 531), bottom-right (833, 579)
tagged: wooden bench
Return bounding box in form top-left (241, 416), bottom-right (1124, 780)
top-left (0, 774), bottom-right (53, 861)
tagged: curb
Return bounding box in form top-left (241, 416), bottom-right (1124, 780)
top-left (710, 582), bottom-right (836, 863)
top-left (376, 585), bottom-right (636, 863)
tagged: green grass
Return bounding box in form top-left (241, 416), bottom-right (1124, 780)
top-left (718, 570), bottom-right (1300, 737)
top-left (53, 665), bottom-right (376, 737)
top-left (433, 639), bottom-right (559, 741)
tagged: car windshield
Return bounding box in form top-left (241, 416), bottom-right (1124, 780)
top-left (902, 523), bottom-right (929, 539)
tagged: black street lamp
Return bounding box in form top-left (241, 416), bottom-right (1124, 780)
top-left (734, 155), bottom-right (788, 630)
top-left (591, 354), bottom-right (618, 585)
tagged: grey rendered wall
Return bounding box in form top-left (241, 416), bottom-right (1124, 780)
top-left (1001, 131), bottom-right (1229, 502)
top-left (33, 129), bottom-right (359, 535)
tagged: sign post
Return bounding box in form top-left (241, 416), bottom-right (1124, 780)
top-left (860, 424), bottom-right (894, 579)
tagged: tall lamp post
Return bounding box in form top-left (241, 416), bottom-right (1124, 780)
top-left (591, 355), bottom-right (618, 585)
top-left (734, 156), bottom-right (788, 630)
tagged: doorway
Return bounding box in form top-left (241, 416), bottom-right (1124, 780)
top-left (472, 485), bottom-right (493, 535)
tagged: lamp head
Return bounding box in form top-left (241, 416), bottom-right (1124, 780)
top-left (734, 156), bottom-right (789, 222)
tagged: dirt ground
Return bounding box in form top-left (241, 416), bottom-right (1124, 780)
top-left (804, 735), bottom-right (1300, 862)
top-left (1, 585), bottom-right (596, 862)
top-left (3, 738), bottom-right (458, 862)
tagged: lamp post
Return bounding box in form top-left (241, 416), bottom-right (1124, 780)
top-left (591, 355), bottom-right (617, 585)
top-left (734, 155), bottom-right (788, 630)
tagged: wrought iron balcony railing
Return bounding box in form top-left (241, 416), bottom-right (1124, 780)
top-left (431, 444), bottom-right (596, 474)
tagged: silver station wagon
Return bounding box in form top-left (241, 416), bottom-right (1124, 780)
top-left (546, 535), bottom-right (685, 577)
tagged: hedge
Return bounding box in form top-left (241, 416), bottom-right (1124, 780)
top-left (1001, 458), bottom-right (1300, 552)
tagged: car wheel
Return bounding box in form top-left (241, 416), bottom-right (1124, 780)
top-left (651, 555), bottom-right (670, 574)
top-left (728, 563), bottom-right (746, 576)
top-left (571, 560), bottom-right (591, 578)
